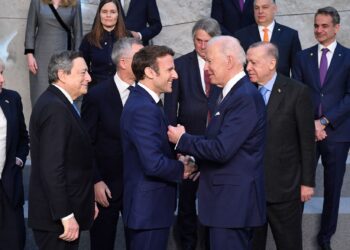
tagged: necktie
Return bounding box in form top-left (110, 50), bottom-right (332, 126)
top-left (123, 0), bottom-right (131, 14)
top-left (263, 27), bottom-right (269, 42)
top-left (72, 101), bottom-right (80, 116)
top-left (319, 48), bottom-right (329, 86)
top-left (239, 0), bottom-right (244, 11)
top-left (128, 85), bottom-right (134, 91)
top-left (204, 69), bottom-right (211, 97)
top-left (259, 86), bottom-right (269, 105)
top-left (157, 99), bottom-right (163, 108)
top-left (217, 91), bottom-right (223, 106)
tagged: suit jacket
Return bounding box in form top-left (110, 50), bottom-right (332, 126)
top-left (164, 50), bottom-right (221, 135)
top-left (235, 22), bottom-right (301, 76)
top-left (264, 74), bottom-right (315, 202)
top-left (0, 89), bottom-right (29, 208)
top-left (81, 77), bottom-right (124, 201)
top-left (28, 85), bottom-right (95, 232)
top-left (176, 76), bottom-right (266, 228)
top-left (211, 0), bottom-right (255, 36)
top-left (120, 0), bottom-right (162, 45)
top-left (292, 43), bottom-right (350, 142)
top-left (121, 85), bottom-right (183, 230)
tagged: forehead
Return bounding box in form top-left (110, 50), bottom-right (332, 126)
top-left (247, 47), bottom-right (266, 59)
top-left (255, 0), bottom-right (274, 6)
top-left (156, 54), bottom-right (174, 68)
top-left (71, 57), bottom-right (87, 70)
top-left (315, 14), bottom-right (333, 24)
top-left (101, 2), bottom-right (117, 10)
top-left (194, 29), bottom-right (212, 40)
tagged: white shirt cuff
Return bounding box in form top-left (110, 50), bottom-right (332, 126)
top-left (16, 157), bottom-right (24, 167)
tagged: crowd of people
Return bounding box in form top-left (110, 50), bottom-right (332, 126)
top-left (0, 0), bottom-right (349, 250)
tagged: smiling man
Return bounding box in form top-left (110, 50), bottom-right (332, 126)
top-left (29, 51), bottom-right (97, 250)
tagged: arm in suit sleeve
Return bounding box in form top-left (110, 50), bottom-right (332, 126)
top-left (164, 77), bottom-right (180, 126)
top-left (290, 31), bottom-right (302, 71)
top-left (14, 93), bottom-right (29, 164)
top-left (128, 104), bottom-right (184, 182)
top-left (73, 0), bottom-right (83, 51)
top-left (295, 85), bottom-right (316, 187)
top-left (291, 52), bottom-right (303, 82)
top-left (81, 94), bottom-right (102, 183)
top-left (177, 94), bottom-right (260, 163)
top-left (24, 0), bottom-right (38, 54)
top-left (210, 0), bottom-right (232, 36)
top-left (139, 0), bottom-right (162, 42)
top-left (38, 106), bottom-right (74, 220)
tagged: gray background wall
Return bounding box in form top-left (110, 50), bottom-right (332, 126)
top-left (0, 0), bottom-right (349, 121)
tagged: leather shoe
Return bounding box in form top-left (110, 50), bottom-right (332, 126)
top-left (320, 243), bottom-right (332, 250)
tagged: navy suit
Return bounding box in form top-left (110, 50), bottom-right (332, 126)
top-left (121, 85), bottom-right (184, 250)
top-left (164, 50), bottom-right (221, 249)
top-left (0, 89), bottom-right (29, 250)
top-left (176, 76), bottom-right (266, 249)
top-left (235, 22), bottom-right (301, 76)
top-left (292, 43), bottom-right (350, 245)
top-left (120, 0), bottom-right (162, 45)
top-left (81, 77), bottom-right (124, 250)
top-left (211, 0), bottom-right (255, 36)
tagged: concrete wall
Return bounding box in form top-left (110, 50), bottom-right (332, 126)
top-left (0, 0), bottom-right (349, 122)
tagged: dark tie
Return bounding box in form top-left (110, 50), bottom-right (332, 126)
top-left (239, 0), bottom-right (244, 11)
top-left (319, 48), bottom-right (329, 86)
top-left (72, 101), bottom-right (80, 116)
top-left (204, 69), bottom-right (211, 97)
top-left (157, 99), bottom-right (163, 108)
top-left (128, 85), bottom-right (134, 91)
top-left (259, 86), bottom-right (269, 105)
top-left (217, 91), bottom-right (223, 106)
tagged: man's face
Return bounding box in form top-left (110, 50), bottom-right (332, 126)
top-left (194, 29), bottom-right (212, 59)
top-left (62, 57), bottom-right (91, 99)
top-left (204, 43), bottom-right (229, 87)
top-left (246, 46), bottom-right (276, 84)
top-left (152, 54), bottom-right (178, 95)
top-left (254, 0), bottom-right (276, 27)
top-left (314, 14), bottom-right (339, 46)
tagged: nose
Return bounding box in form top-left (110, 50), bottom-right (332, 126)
top-left (86, 72), bottom-right (92, 83)
top-left (0, 73), bottom-right (4, 84)
top-left (172, 69), bottom-right (178, 80)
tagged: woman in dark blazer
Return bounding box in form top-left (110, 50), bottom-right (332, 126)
top-left (0, 59), bottom-right (30, 250)
top-left (80, 0), bottom-right (129, 87)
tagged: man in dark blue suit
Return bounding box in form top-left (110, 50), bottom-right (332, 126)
top-left (121, 45), bottom-right (196, 250)
top-left (120, 0), bottom-right (162, 45)
top-left (0, 59), bottom-right (29, 250)
top-left (211, 0), bottom-right (255, 36)
top-left (292, 7), bottom-right (350, 250)
top-left (235, 0), bottom-right (301, 76)
top-left (164, 18), bottom-right (221, 250)
top-left (168, 36), bottom-right (266, 250)
top-left (81, 38), bottom-right (143, 250)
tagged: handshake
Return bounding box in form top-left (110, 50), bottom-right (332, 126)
top-left (178, 154), bottom-right (200, 181)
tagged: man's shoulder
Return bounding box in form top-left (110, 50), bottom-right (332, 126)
top-left (235, 24), bottom-right (257, 37)
top-left (275, 22), bottom-right (298, 34)
top-left (175, 51), bottom-right (196, 65)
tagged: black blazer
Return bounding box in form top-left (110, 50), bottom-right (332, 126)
top-left (211, 0), bottom-right (255, 36)
top-left (164, 50), bottom-right (221, 136)
top-left (81, 77), bottom-right (124, 200)
top-left (264, 74), bottom-right (315, 202)
top-left (28, 85), bottom-right (95, 232)
top-left (235, 22), bottom-right (301, 76)
top-left (0, 89), bottom-right (29, 208)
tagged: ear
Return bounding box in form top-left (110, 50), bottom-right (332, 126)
top-left (269, 58), bottom-right (277, 71)
top-left (119, 58), bottom-right (127, 70)
top-left (144, 66), bottom-right (155, 79)
top-left (57, 69), bottom-right (66, 83)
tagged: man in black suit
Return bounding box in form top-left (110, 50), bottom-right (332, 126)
top-left (246, 42), bottom-right (316, 250)
top-left (164, 17), bottom-right (221, 250)
top-left (120, 0), bottom-right (162, 45)
top-left (81, 37), bottom-right (143, 250)
top-left (235, 0), bottom-right (301, 76)
top-left (29, 51), bottom-right (97, 250)
top-left (0, 59), bottom-right (29, 250)
top-left (211, 0), bottom-right (255, 36)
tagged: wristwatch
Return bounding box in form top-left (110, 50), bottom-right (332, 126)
top-left (319, 117), bottom-right (329, 126)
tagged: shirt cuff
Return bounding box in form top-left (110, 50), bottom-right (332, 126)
top-left (15, 157), bottom-right (24, 167)
top-left (61, 213), bottom-right (74, 221)
top-left (174, 133), bottom-right (185, 150)
top-left (138, 32), bottom-right (142, 40)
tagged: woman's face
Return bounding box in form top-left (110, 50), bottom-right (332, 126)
top-left (0, 66), bottom-right (4, 92)
top-left (100, 2), bottom-right (118, 31)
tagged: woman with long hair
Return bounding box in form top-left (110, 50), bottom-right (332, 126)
top-left (25, 0), bottom-right (82, 106)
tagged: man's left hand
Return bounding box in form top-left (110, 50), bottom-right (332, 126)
top-left (301, 185), bottom-right (314, 202)
top-left (167, 125), bottom-right (186, 144)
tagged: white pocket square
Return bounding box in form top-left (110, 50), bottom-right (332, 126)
top-left (214, 112), bottom-right (220, 116)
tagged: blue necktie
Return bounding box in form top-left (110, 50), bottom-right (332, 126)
top-left (72, 102), bottom-right (80, 116)
top-left (259, 86), bottom-right (269, 105)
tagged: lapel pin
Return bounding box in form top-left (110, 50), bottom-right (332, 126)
top-left (310, 53), bottom-right (314, 56)
top-left (278, 88), bottom-right (281, 93)
top-left (278, 28), bottom-right (281, 31)
top-left (215, 112), bottom-right (220, 116)
top-left (4, 100), bottom-right (9, 103)
top-left (339, 53), bottom-right (342, 56)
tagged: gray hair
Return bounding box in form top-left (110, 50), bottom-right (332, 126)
top-left (111, 37), bottom-right (142, 68)
top-left (48, 51), bottom-right (82, 84)
top-left (316, 6), bottom-right (340, 25)
top-left (192, 18), bottom-right (221, 39)
top-left (248, 42), bottom-right (279, 63)
top-left (209, 36), bottom-right (246, 66)
top-left (0, 58), bottom-right (5, 71)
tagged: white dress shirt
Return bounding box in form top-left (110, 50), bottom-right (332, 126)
top-left (222, 71), bottom-right (246, 101)
top-left (197, 54), bottom-right (207, 93)
top-left (318, 40), bottom-right (337, 68)
top-left (0, 107), bottom-right (7, 179)
top-left (258, 21), bottom-right (275, 42)
top-left (114, 73), bottom-right (133, 106)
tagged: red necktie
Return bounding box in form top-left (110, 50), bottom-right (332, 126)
top-left (204, 70), bottom-right (211, 125)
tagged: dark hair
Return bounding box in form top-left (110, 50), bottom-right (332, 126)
top-left (132, 45), bottom-right (175, 82)
top-left (48, 51), bottom-right (82, 83)
top-left (315, 6), bottom-right (340, 25)
top-left (87, 0), bottom-right (128, 48)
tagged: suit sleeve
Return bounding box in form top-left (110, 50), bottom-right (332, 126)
top-left (295, 85), bottom-right (316, 187)
top-left (128, 104), bottom-right (184, 182)
top-left (177, 93), bottom-right (260, 163)
top-left (73, 0), bottom-right (83, 51)
top-left (38, 105), bottom-right (74, 220)
top-left (291, 52), bottom-right (303, 82)
top-left (139, 0), bottom-right (162, 42)
top-left (211, 0), bottom-right (232, 36)
top-left (24, 0), bottom-right (38, 54)
top-left (15, 93), bottom-right (29, 164)
top-left (290, 31), bottom-right (302, 72)
top-left (164, 77), bottom-right (180, 126)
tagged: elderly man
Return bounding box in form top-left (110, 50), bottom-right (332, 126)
top-left (246, 42), bottom-right (315, 250)
top-left (81, 38), bottom-right (143, 250)
top-left (235, 0), bottom-right (301, 76)
top-left (292, 7), bottom-right (350, 250)
top-left (164, 17), bottom-right (221, 250)
top-left (168, 36), bottom-right (266, 250)
top-left (29, 51), bottom-right (97, 250)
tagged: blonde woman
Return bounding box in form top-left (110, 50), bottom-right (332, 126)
top-left (25, 0), bottom-right (82, 106)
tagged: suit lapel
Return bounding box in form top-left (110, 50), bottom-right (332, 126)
top-left (323, 44), bottom-right (344, 87)
top-left (0, 91), bottom-right (12, 153)
top-left (107, 78), bottom-right (123, 110)
top-left (307, 45), bottom-right (322, 90)
top-left (232, 0), bottom-right (240, 11)
top-left (266, 75), bottom-right (285, 122)
top-left (270, 22), bottom-right (283, 44)
top-left (190, 51), bottom-right (207, 98)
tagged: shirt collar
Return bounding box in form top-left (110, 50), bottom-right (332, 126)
top-left (114, 73), bottom-right (132, 92)
top-left (222, 71), bottom-right (246, 98)
top-left (138, 82), bottom-right (160, 103)
top-left (258, 20), bottom-right (275, 33)
top-left (318, 40), bottom-right (337, 53)
top-left (52, 84), bottom-right (74, 104)
top-left (259, 72), bottom-right (277, 92)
